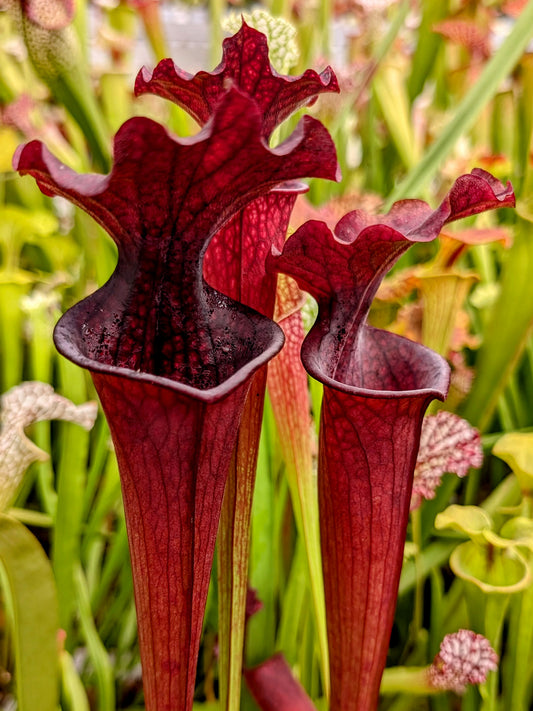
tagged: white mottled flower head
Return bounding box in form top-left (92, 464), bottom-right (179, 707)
top-left (0, 382), bottom-right (97, 511)
top-left (411, 411), bottom-right (483, 510)
top-left (428, 629), bottom-right (498, 694)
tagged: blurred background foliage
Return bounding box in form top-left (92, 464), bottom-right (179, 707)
top-left (1, 0), bottom-right (533, 709)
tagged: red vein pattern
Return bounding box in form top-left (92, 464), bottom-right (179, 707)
top-left (15, 88), bottom-right (337, 393)
top-left (135, 22), bottom-right (339, 140)
top-left (136, 24), bottom-right (340, 710)
top-left (14, 86), bottom-right (338, 711)
top-left (270, 169), bottom-right (515, 710)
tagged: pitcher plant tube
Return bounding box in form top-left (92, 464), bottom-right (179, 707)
top-left (12, 18), bottom-right (517, 711)
top-left (270, 168), bottom-right (515, 711)
top-left (136, 21), bottom-right (340, 706)
top-left (14, 84), bottom-right (338, 711)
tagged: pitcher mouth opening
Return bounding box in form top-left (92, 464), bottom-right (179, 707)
top-left (54, 295), bottom-right (285, 404)
top-left (302, 325), bottom-right (450, 402)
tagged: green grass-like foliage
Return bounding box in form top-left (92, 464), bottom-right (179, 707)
top-left (2, 0), bottom-right (533, 709)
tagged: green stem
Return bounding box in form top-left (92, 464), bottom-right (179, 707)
top-left (51, 358), bottom-right (91, 639)
top-left (7, 508), bottom-right (52, 528)
top-left (380, 665), bottom-right (438, 695)
top-left (399, 541), bottom-right (457, 596)
top-left (74, 564), bottom-right (116, 711)
top-left (218, 372), bottom-right (268, 711)
top-left (136, 1), bottom-right (170, 61)
top-left (509, 585), bottom-right (533, 710)
top-left (318, 0), bottom-right (331, 56)
top-left (60, 650), bottom-right (91, 711)
top-left (209, 0), bottom-right (225, 67)
top-left (411, 507), bottom-right (424, 639)
top-left (480, 595), bottom-right (509, 711)
top-left (0, 282), bottom-right (27, 391)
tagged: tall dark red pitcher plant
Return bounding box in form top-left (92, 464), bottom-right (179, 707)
top-left (270, 169), bottom-right (515, 711)
top-left (14, 84), bottom-right (337, 711)
top-left (136, 22), bottom-right (340, 708)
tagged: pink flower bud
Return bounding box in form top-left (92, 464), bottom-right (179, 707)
top-left (429, 629), bottom-right (498, 694)
top-left (411, 411), bottom-right (483, 510)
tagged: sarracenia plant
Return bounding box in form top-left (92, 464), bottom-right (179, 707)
top-left (13, 23), bottom-right (515, 711)
top-left (135, 23), bottom-right (338, 705)
top-left (269, 170), bottom-right (514, 710)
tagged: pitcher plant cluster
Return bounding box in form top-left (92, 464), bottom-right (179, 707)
top-left (3, 6), bottom-right (533, 711)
